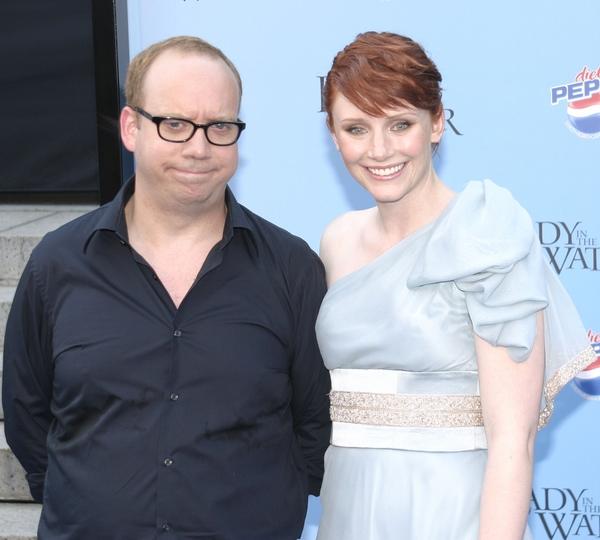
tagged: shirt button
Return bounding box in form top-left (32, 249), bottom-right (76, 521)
top-left (163, 457), bottom-right (174, 467)
top-left (173, 329), bottom-right (182, 337)
top-left (169, 393), bottom-right (179, 401)
top-left (161, 523), bottom-right (171, 532)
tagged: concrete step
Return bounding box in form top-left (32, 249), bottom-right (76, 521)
top-left (0, 205), bottom-right (94, 287)
top-left (0, 287), bottom-right (16, 351)
top-left (0, 425), bottom-right (31, 502)
top-left (1, 354), bottom-right (4, 420)
top-left (0, 502), bottom-right (41, 539)
top-left (0, 204), bottom-right (92, 538)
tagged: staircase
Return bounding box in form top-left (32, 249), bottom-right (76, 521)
top-left (0, 204), bottom-right (94, 539)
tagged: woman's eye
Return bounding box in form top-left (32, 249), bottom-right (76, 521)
top-left (391, 121), bottom-right (410, 131)
top-left (346, 126), bottom-right (367, 135)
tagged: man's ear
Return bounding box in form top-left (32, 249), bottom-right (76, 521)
top-left (120, 106), bottom-right (139, 152)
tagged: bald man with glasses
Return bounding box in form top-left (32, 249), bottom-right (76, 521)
top-left (3, 36), bottom-right (330, 540)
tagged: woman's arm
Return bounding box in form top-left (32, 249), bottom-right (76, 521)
top-left (476, 312), bottom-right (545, 540)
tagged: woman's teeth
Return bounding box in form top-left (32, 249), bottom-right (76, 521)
top-left (367, 163), bottom-right (405, 177)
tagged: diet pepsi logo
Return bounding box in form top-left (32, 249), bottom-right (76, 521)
top-left (550, 65), bottom-right (600, 139)
top-left (573, 331), bottom-right (600, 400)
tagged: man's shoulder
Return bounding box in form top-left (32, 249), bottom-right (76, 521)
top-left (32, 205), bottom-right (112, 261)
top-left (239, 204), bottom-right (326, 298)
top-left (238, 203), bottom-right (319, 262)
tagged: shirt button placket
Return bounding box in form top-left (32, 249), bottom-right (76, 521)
top-left (159, 327), bottom-right (182, 533)
top-left (170, 330), bottom-right (181, 403)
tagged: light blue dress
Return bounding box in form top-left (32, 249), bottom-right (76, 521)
top-left (315, 180), bottom-right (594, 540)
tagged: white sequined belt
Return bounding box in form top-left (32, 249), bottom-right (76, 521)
top-left (329, 368), bottom-right (488, 451)
top-left (330, 391), bottom-right (483, 427)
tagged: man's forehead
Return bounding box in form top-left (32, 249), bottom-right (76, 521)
top-left (146, 50), bottom-right (235, 85)
top-left (141, 50), bottom-right (240, 104)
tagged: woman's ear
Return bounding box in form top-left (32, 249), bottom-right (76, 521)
top-left (430, 109), bottom-right (445, 144)
top-left (331, 131), bottom-right (340, 151)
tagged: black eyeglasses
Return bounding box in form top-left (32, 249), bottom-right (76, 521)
top-left (133, 106), bottom-right (246, 146)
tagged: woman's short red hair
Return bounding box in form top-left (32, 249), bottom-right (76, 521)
top-left (324, 32), bottom-right (443, 129)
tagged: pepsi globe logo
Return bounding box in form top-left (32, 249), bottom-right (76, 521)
top-left (551, 65), bottom-right (600, 139)
top-left (567, 93), bottom-right (600, 136)
top-left (573, 330), bottom-right (600, 400)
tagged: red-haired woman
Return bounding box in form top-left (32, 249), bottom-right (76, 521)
top-left (315, 31), bottom-right (594, 540)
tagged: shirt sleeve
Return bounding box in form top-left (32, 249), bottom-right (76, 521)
top-left (2, 254), bottom-right (54, 502)
top-left (288, 248), bottom-right (331, 496)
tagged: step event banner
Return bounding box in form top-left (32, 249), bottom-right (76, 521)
top-left (126, 1), bottom-right (599, 538)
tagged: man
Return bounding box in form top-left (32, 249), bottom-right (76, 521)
top-left (3, 36), bottom-right (330, 540)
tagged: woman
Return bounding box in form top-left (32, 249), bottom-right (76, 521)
top-left (315, 32), bottom-right (594, 540)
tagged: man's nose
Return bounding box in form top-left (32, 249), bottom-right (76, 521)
top-left (182, 127), bottom-right (212, 157)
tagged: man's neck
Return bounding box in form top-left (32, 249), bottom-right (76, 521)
top-left (124, 184), bottom-right (228, 248)
top-left (123, 183), bottom-right (229, 308)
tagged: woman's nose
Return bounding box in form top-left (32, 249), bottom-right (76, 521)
top-left (367, 130), bottom-right (393, 161)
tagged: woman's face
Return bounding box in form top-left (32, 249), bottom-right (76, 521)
top-left (330, 92), bottom-right (444, 205)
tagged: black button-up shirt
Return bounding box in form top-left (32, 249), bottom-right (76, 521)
top-left (3, 179), bottom-right (331, 540)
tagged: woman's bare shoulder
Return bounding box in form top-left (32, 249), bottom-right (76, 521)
top-left (320, 208), bottom-right (374, 279)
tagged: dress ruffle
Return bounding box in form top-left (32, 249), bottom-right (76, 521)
top-left (407, 179), bottom-right (594, 427)
top-left (408, 180), bottom-right (548, 361)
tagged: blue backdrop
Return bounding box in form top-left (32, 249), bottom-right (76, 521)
top-left (126, 1), bottom-right (600, 537)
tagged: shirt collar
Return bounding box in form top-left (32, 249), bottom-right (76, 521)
top-left (224, 185), bottom-right (256, 234)
top-left (84, 177), bottom-right (258, 251)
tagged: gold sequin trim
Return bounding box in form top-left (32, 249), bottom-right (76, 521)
top-left (538, 345), bottom-right (597, 429)
top-left (330, 391), bottom-right (484, 428)
top-left (330, 346), bottom-right (596, 430)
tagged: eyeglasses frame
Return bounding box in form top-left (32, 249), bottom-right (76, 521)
top-left (132, 106), bottom-right (246, 146)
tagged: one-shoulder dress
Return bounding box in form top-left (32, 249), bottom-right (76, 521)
top-left (315, 180), bottom-right (594, 540)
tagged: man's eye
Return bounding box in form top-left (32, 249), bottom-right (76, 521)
top-left (163, 120), bottom-right (187, 131)
top-left (211, 123), bottom-right (234, 131)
